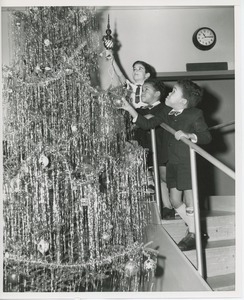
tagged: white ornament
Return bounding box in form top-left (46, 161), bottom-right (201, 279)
top-left (144, 258), bottom-right (156, 271)
top-left (102, 232), bottom-right (110, 242)
top-left (65, 68), bottom-right (73, 75)
top-left (71, 125), bottom-right (77, 132)
top-left (35, 65), bottom-right (41, 73)
top-left (37, 239), bottom-right (49, 255)
top-left (39, 154), bottom-right (49, 167)
top-left (44, 39), bottom-right (51, 46)
top-left (124, 259), bottom-right (138, 277)
top-left (79, 15), bottom-right (87, 23)
top-left (113, 99), bottom-right (123, 108)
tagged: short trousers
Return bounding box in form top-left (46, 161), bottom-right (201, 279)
top-left (166, 163), bottom-right (192, 190)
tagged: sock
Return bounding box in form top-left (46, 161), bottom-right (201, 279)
top-left (175, 204), bottom-right (195, 234)
top-left (175, 203), bottom-right (188, 224)
top-left (186, 207), bottom-right (195, 233)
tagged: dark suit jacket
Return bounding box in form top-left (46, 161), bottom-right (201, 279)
top-left (136, 106), bottom-right (212, 164)
top-left (134, 102), bottom-right (167, 165)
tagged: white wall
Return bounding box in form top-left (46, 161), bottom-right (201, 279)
top-left (98, 6), bottom-right (234, 87)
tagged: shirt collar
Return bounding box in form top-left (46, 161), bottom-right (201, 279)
top-left (168, 108), bottom-right (184, 116)
top-left (142, 101), bottom-right (161, 109)
top-left (149, 101), bottom-right (161, 108)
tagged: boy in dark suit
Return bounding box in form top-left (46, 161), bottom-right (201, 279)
top-left (135, 79), bottom-right (174, 219)
top-left (119, 79), bottom-right (212, 251)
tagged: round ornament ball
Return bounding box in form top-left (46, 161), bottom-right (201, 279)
top-left (144, 258), bottom-right (157, 271)
top-left (113, 99), bottom-right (123, 108)
top-left (71, 125), bottom-right (78, 133)
top-left (39, 154), bottom-right (49, 167)
top-left (124, 259), bottom-right (139, 277)
top-left (37, 239), bottom-right (49, 255)
top-left (102, 232), bottom-right (111, 242)
top-left (79, 15), bottom-right (87, 23)
top-left (8, 272), bottom-right (18, 284)
top-left (5, 250), bottom-right (10, 259)
top-left (44, 39), bottom-right (51, 46)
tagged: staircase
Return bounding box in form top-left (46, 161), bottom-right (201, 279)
top-left (162, 208), bottom-right (235, 291)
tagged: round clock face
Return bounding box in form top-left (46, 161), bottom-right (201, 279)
top-left (193, 27), bottom-right (216, 50)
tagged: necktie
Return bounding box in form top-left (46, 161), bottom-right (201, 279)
top-left (135, 85), bottom-right (141, 103)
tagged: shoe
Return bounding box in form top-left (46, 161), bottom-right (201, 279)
top-left (162, 207), bottom-right (175, 220)
top-left (178, 232), bottom-right (196, 251)
top-left (145, 185), bottom-right (155, 194)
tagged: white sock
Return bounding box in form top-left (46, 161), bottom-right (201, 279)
top-left (175, 203), bottom-right (188, 224)
top-left (176, 204), bottom-right (195, 234)
top-left (186, 207), bottom-right (195, 233)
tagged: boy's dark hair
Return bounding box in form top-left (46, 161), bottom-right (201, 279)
top-left (132, 61), bottom-right (156, 78)
top-left (177, 79), bottom-right (203, 108)
top-left (144, 78), bottom-right (166, 102)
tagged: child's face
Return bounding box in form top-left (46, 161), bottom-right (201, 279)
top-left (141, 83), bottom-right (159, 104)
top-left (165, 84), bottom-right (185, 109)
top-left (132, 63), bottom-right (149, 83)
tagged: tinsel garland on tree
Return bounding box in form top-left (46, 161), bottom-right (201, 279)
top-left (2, 7), bottom-right (157, 292)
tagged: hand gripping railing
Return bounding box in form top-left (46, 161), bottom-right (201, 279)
top-left (150, 122), bottom-right (235, 278)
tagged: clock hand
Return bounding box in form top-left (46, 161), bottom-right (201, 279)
top-left (204, 36), bottom-right (214, 38)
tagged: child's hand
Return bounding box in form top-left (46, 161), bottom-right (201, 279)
top-left (117, 97), bottom-right (131, 111)
top-left (105, 49), bottom-right (113, 60)
top-left (175, 130), bottom-right (197, 142)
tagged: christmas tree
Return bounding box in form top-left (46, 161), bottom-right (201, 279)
top-left (2, 6), bottom-right (157, 292)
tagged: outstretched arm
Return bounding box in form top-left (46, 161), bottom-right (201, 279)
top-left (106, 50), bottom-right (126, 84)
top-left (119, 98), bottom-right (166, 130)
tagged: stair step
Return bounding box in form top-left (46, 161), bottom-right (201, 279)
top-left (207, 273), bottom-right (235, 291)
top-left (162, 210), bottom-right (235, 242)
top-left (202, 211), bottom-right (235, 241)
top-left (184, 239), bottom-right (235, 277)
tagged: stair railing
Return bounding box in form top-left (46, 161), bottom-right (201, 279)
top-left (150, 121), bottom-right (235, 278)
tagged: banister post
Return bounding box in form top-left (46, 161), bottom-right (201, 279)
top-left (150, 128), bottom-right (161, 214)
top-left (190, 147), bottom-right (204, 277)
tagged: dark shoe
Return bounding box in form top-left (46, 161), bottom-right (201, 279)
top-left (178, 232), bottom-right (196, 251)
top-left (162, 207), bottom-right (175, 220)
top-left (145, 184), bottom-right (155, 194)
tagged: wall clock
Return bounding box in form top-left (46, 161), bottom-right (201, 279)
top-left (192, 27), bottom-right (216, 51)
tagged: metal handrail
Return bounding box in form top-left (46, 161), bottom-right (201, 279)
top-left (150, 121), bottom-right (235, 278)
top-left (208, 120), bottom-right (235, 131)
top-left (160, 123), bottom-right (235, 180)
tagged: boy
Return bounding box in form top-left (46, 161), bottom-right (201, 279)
top-left (119, 79), bottom-right (212, 251)
top-left (108, 51), bottom-right (160, 197)
top-left (108, 50), bottom-right (155, 108)
top-left (135, 79), bottom-right (174, 218)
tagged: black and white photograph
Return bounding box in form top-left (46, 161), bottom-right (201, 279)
top-left (0, 0), bottom-right (243, 299)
